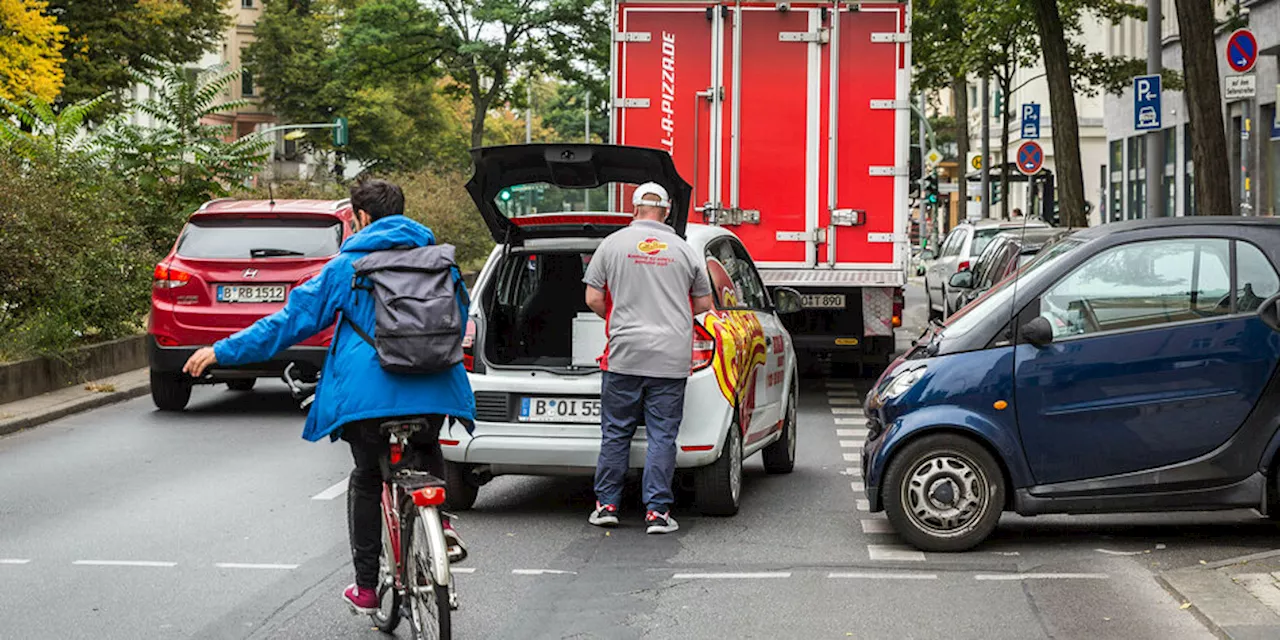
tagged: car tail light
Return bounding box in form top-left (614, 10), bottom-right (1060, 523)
top-left (153, 263), bottom-right (191, 289)
top-left (462, 318), bottom-right (477, 372)
top-left (892, 288), bottom-right (904, 328)
top-left (411, 486), bottom-right (446, 507)
top-left (155, 335), bottom-right (179, 347)
top-left (692, 323), bottom-right (716, 371)
top-left (957, 260), bottom-right (971, 272)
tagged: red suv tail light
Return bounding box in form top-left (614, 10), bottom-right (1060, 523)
top-left (153, 263), bottom-right (191, 289)
top-left (692, 323), bottom-right (716, 371)
top-left (892, 287), bottom-right (904, 328)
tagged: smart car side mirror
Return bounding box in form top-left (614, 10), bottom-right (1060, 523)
top-left (920, 249), bottom-right (936, 261)
top-left (1258, 293), bottom-right (1280, 333)
top-left (1020, 316), bottom-right (1054, 347)
top-left (949, 271), bottom-right (974, 289)
top-left (773, 287), bottom-right (804, 315)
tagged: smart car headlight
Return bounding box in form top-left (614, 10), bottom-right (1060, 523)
top-left (880, 366), bottom-right (926, 400)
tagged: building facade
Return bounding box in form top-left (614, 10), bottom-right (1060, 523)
top-left (1103, 0), bottom-right (1280, 220)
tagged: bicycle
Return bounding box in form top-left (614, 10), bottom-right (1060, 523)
top-left (284, 365), bottom-right (456, 640)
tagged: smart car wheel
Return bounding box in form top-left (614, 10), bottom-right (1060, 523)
top-left (761, 380), bottom-right (797, 474)
top-left (882, 434), bottom-right (1004, 552)
top-left (696, 419), bottom-right (743, 516)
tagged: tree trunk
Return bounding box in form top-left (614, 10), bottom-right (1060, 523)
top-left (951, 74), bottom-right (969, 235)
top-left (999, 77), bottom-right (1012, 220)
top-left (470, 102), bottom-right (486, 149)
top-left (1174, 0), bottom-right (1231, 215)
top-left (1032, 0), bottom-right (1088, 227)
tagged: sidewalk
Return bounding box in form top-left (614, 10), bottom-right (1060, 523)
top-left (1160, 550), bottom-right (1280, 639)
top-left (0, 368), bottom-right (150, 438)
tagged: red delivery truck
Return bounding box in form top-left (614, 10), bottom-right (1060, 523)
top-left (610, 0), bottom-right (910, 369)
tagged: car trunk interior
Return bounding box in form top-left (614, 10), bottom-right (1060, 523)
top-left (483, 250), bottom-right (598, 369)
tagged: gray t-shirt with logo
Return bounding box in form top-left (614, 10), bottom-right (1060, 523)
top-left (583, 219), bottom-right (712, 379)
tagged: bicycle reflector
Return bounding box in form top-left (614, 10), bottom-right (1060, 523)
top-left (411, 487), bottom-right (447, 507)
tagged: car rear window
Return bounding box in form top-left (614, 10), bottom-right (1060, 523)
top-left (176, 218), bottom-right (342, 259)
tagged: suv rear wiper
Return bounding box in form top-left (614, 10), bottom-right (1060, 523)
top-left (250, 248), bottom-right (306, 258)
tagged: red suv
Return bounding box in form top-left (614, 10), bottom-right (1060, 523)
top-left (148, 198), bottom-right (355, 411)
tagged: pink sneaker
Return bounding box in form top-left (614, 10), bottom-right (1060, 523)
top-left (443, 519), bottom-right (468, 563)
top-left (343, 583), bottom-right (379, 614)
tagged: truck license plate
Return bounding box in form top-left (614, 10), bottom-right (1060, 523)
top-left (801, 294), bottom-right (846, 309)
top-left (519, 397), bottom-right (602, 423)
top-left (217, 285), bottom-right (287, 303)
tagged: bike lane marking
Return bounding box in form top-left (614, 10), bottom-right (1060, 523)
top-left (0, 559), bottom-right (30, 564)
top-left (311, 477), bottom-right (349, 500)
top-left (672, 572), bottom-right (791, 579)
top-left (214, 563), bottom-right (299, 570)
top-left (828, 571), bottom-right (937, 580)
top-left (73, 560), bottom-right (177, 567)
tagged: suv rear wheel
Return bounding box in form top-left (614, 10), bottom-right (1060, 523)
top-left (151, 370), bottom-right (191, 412)
top-left (696, 420), bottom-right (743, 516)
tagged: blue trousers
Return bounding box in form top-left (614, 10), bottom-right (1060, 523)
top-left (594, 371), bottom-right (686, 513)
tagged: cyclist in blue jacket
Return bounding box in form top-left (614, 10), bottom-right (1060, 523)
top-left (183, 179), bottom-right (475, 615)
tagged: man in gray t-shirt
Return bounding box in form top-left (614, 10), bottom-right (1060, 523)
top-left (582, 182), bottom-right (713, 534)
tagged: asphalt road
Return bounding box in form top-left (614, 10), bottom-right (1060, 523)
top-left (1, 281), bottom-right (1275, 639)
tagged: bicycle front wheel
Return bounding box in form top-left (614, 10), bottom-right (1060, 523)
top-left (402, 500), bottom-right (451, 640)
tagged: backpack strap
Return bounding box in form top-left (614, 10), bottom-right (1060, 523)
top-left (342, 313), bottom-right (376, 347)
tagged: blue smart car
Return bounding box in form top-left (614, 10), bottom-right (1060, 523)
top-left (862, 218), bottom-right (1280, 551)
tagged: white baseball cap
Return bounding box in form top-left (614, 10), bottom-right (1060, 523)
top-left (631, 182), bottom-right (670, 208)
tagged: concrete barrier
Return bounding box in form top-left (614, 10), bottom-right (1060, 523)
top-left (0, 336), bottom-right (147, 405)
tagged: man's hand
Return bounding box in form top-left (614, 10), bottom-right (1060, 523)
top-left (183, 347), bottom-right (218, 378)
top-left (692, 294), bottom-right (714, 316)
top-left (585, 285), bottom-right (608, 320)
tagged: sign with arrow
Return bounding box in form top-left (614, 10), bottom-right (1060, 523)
top-left (1226, 29), bottom-right (1258, 74)
top-left (1016, 141), bottom-right (1044, 176)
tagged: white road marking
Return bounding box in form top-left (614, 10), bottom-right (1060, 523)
top-left (850, 481), bottom-right (866, 492)
top-left (836, 429), bottom-right (868, 438)
top-left (214, 563), bottom-right (298, 570)
top-left (826, 390), bottom-right (860, 397)
top-left (974, 573), bottom-right (1109, 581)
top-left (834, 418), bottom-right (867, 426)
top-left (860, 519), bottom-right (894, 534)
top-left (829, 398), bottom-right (860, 406)
top-left (991, 552), bottom-right (1021, 557)
top-left (840, 467), bottom-right (861, 477)
top-left (452, 567), bottom-right (477, 574)
top-left (867, 545), bottom-right (926, 562)
top-left (842, 453), bottom-right (859, 462)
top-left (831, 408), bottom-right (862, 415)
top-left (672, 572), bottom-right (791, 579)
top-left (828, 571), bottom-right (936, 580)
top-left (1095, 548), bottom-right (1146, 556)
top-left (856, 499), bottom-right (870, 511)
top-left (839, 440), bottom-right (860, 448)
top-left (512, 569), bottom-right (577, 575)
top-left (311, 477), bottom-right (349, 501)
top-left (0, 559), bottom-right (31, 565)
top-left (73, 560), bottom-right (177, 568)
top-left (825, 381), bottom-right (858, 389)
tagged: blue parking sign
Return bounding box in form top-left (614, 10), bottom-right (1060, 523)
top-left (1134, 74), bottom-right (1161, 131)
top-left (1021, 104), bottom-right (1041, 140)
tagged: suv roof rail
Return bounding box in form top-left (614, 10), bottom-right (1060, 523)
top-left (332, 198), bottom-right (352, 210)
top-left (198, 197), bottom-right (236, 211)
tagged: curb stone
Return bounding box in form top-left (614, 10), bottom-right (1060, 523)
top-left (0, 373), bottom-right (150, 438)
top-left (1158, 561), bottom-right (1280, 640)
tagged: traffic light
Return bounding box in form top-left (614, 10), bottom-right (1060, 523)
top-left (499, 188), bottom-right (512, 202)
top-left (332, 116), bottom-right (349, 147)
top-left (923, 174), bottom-right (939, 206)
top-left (909, 145), bottom-right (922, 188)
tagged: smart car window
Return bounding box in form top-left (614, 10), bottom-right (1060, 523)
top-left (1039, 239), bottom-right (1231, 339)
top-left (943, 239), bottom-right (1082, 336)
top-left (1235, 241), bottom-right (1280, 313)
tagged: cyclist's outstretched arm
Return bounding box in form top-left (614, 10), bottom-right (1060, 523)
top-left (213, 262), bottom-right (344, 367)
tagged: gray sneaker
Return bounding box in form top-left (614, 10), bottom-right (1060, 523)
top-left (589, 502), bottom-right (619, 527)
top-left (645, 510), bottom-right (678, 534)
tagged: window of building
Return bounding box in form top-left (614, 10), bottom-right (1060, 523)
top-left (1263, 104), bottom-right (1277, 217)
top-left (241, 68), bottom-right (255, 97)
top-left (1164, 128), bottom-right (1176, 215)
top-left (242, 0), bottom-right (255, 7)
top-left (1184, 121), bottom-right (1196, 216)
top-left (1127, 136), bottom-right (1145, 219)
top-left (1109, 140), bottom-right (1123, 222)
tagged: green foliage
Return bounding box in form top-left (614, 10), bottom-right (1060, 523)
top-left (539, 80), bottom-right (608, 143)
top-left (99, 57), bottom-right (273, 252)
top-left (912, 0), bottom-right (968, 92)
top-left (394, 167), bottom-right (495, 272)
top-left (0, 93), bottom-right (110, 165)
top-left (50, 0), bottom-right (230, 111)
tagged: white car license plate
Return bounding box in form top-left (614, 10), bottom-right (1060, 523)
top-left (519, 397), bottom-right (601, 423)
top-left (217, 285), bottom-right (287, 303)
top-left (801, 294), bottom-right (846, 309)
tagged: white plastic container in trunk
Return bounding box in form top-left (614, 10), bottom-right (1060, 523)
top-left (572, 312), bottom-right (607, 368)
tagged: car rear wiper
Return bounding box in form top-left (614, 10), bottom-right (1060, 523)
top-left (250, 248), bottom-right (306, 258)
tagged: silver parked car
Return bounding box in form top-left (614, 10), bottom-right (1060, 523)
top-left (924, 218), bottom-right (1050, 321)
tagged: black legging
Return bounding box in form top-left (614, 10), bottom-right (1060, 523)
top-left (340, 416), bottom-right (445, 588)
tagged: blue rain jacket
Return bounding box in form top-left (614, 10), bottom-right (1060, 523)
top-left (213, 215), bottom-right (476, 442)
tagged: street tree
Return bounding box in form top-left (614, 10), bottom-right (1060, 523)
top-left (912, 0), bottom-right (968, 234)
top-left (0, 93), bottom-right (108, 165)
top-left (1174, 0), bottom-right (1231, 216)
top-left (0, 0), bottom-right (67, 102)
top-left (48, 0), bottom-right (229, 111)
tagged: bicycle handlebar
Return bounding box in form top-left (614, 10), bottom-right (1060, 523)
top-left (283, 363), bottom-right (317, 409)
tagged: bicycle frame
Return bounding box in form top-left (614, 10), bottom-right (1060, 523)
top-left (379, 430), bottom-right (453, 596)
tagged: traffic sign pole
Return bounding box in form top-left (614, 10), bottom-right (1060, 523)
top-left (1146, 0), bottom-right (1165, 218)
top-left (1226, 29), bottom-right (1259, 215)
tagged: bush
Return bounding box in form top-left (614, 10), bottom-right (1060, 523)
top-left (0, 155), bottom-right (153, 358)
top-left (392, 167), bottom-right (495, 272)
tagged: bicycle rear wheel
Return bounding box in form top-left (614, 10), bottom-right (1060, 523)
top-left (402, 499), bottom-right (451, 640)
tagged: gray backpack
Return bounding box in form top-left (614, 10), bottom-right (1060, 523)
top-left (346, 244), bottom-right (468, 374)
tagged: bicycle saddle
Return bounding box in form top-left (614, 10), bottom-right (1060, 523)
top-left (380, 418), bottom-right (429, 437)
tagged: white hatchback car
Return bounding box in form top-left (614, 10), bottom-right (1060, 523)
top-left (440, 144), bottom-right (803, 516)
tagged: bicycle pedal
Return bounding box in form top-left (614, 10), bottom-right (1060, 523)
top-left (449, 592), bottom-right (459, 610)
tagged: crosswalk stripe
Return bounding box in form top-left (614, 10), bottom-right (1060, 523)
top-left (860, 519), bottom-right (894, 534)
top-left (850, 481), bottom-right (865, 492)
top-left (836, 429), bottom-right (868, 438)
top-left (839, 440), bottom-right (859, 448)
top-left (829, 398), bottom-right (860, 406)
top-left (856, 499), bottom-right (870, 511)
top-left (834, 417), bottom-right (866, 425)
top-left (831, 407), bottom-right (861, 415)
top-left (843, 453), bottom-right (859, 462)
top-left (867, 545), bottom-right (926, 562)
